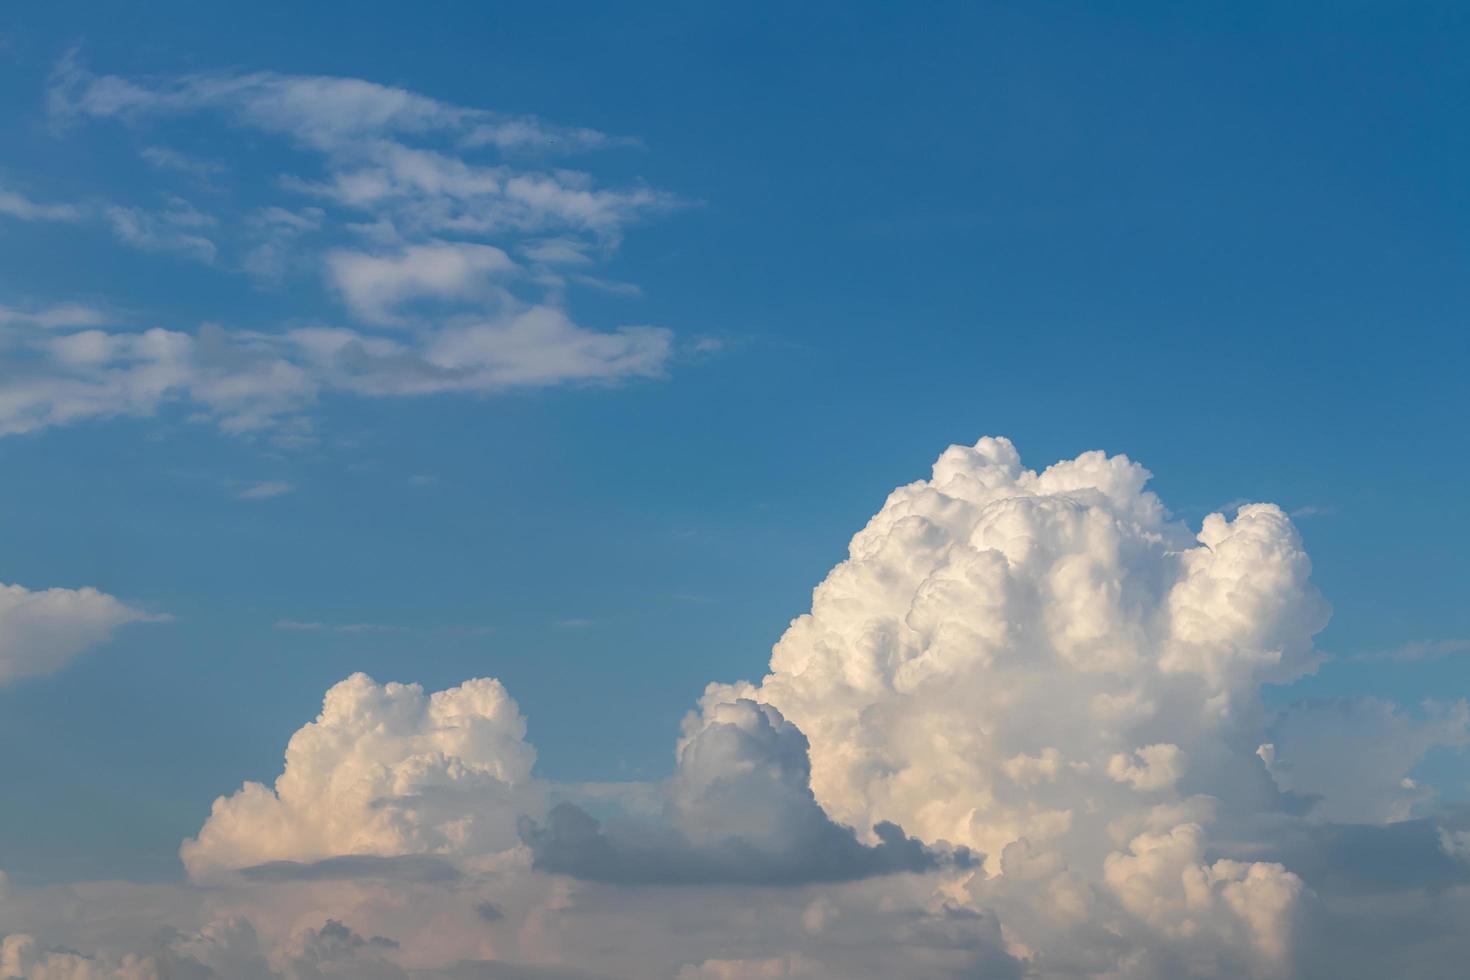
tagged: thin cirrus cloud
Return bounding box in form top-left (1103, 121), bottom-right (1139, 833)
top-left (273, 619), bottom-right (402, 634)
top-left (1351, 637), bottom-right (1470, 662)
top-left (0, 57), bottom-right (682, 443)
top-left (234, 479), bottom-right (295, 500)
top-left (0, 185), bottom-right (86, 223)
top-left (0, 303), bottom-right (108, 329)
top-left (9, 440), bottom-right (1467, 978)
top-left (0, 182), bottom-right (220, 262)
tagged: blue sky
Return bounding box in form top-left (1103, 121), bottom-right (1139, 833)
top-left (1, 0), bottom-right (1467, 904)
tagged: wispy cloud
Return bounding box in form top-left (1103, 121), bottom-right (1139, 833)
top-left (1, 181), bottom-right (220, 262)
top-left (273, 619), bottom-right (402, 634)
top-left (104, 200), bottom-right (218, 263)
top-left (0, 56), bottom-right (687, 443)
top-left (234, 480), bottom-right (294, 500)
top-left (0, 577), bottom-right (168, 685)
top-left (1351, 638), bottom-right (1470, 662)
top-left (0, 303), bottom-right (110, 329)
top-left (139, 145), bottom-right (225, 180)
top-left (0, 185), bottom-right (85, 222)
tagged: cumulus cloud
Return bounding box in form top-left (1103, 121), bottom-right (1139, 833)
top-left (682, 437), bottom-right (1470, 976)
top-left (181, 672), bottom-right (538, 878)
top-left (524, 699), bottom-right (971, 885)
top-left (698, 440), bottom-right (1328, 869)
top-left (7, 438), bottom-right (1470, 978)
top-left (0, 578), bottom-right (160, 685)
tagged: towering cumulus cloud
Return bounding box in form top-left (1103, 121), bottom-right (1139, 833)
top-left (696, 437), bottom-right (1463, 976)
top-left (4, 439), bottom-right (1469, 978)
top-left (182, 672), bottom-right (539, 878)
top-left (703, 439), bottom-right (1323, 855)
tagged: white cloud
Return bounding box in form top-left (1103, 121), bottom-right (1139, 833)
top-left (0, 578), bottom-right (160, 685)
top-left (237, 480), bottom-right (295, 500)
top-left (1101, 822), bottom-right (1302, 973)
top-left (679, 436), bottom-right (1470, 976)
top-left (50, 55), bottom-right (617, 156)
top-left (273, 620), bottom-right (401, 634)
top-left (698, 440), bottom-right (1329, 878)
top-left (181, 672), bottom-right (539, 879)
top-left (0, 310), bottom-right (668, 438)
top-left (520, 238), bottom-right (594, 266)
top-left (49, 59), bottom-right (674, 249)
top-left (325, 242), bottom-right (518, 324)
top-left (0, 438), bottom-right (1444, 978)
top-left (8, 437), bottom-right (1470, 978)
top-left (104, 201), bottom-right (218, 263)
top-left (1, 183), bottom-right (221, 264)
top-left (0, 58), bottom-right (685, 442)
top-left (0, 322), bottom-right (318, 437)
top-left (0, 185), bottom-right (84, 223)
top-left (1106, 743), bottom-right (1187, 792)
top-left (0, 303), bottom-right (109, 329)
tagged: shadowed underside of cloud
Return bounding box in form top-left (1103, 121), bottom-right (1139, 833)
top-left (1254, 814), bottom-right (1470, 896)
top-left (521, 803), bottom-right (967, 886)
top-left (520, 698), bottom-right (975, 886)
top-left (238, 854), bottom-right (462, 884)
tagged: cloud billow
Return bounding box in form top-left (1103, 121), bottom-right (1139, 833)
top-left (7, 439), bottom-right (1470, 978)
top-left (523, 699), bottom-right (975, 886)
